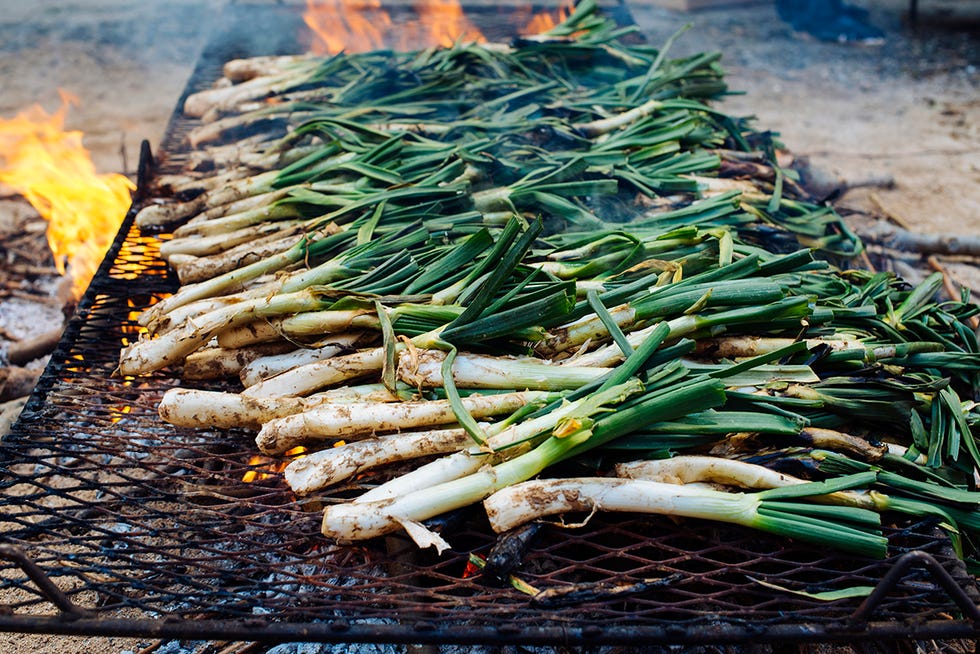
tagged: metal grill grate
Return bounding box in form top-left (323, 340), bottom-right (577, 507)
top-left (1, 2), bottom-right (979, 646)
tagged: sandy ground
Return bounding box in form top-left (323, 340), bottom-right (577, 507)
top-left (630, 0), bottom-right (980, 239)
top-left (0, 1), bottom-right (977, 652)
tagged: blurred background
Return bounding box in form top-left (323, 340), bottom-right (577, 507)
top-left (0, 1), bottom-right (976, 652)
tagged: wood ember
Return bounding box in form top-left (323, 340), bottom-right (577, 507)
top-left (0, 195), bottom-right (71, 436)
top-left (7, 325), bottom-right (65, 367)
top-left (0, 367), bottom-right (41, 403)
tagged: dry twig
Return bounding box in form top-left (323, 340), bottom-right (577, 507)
top-left (869, 192), bottom-right (912, 230)
top-left (857, 220), bottom-right (980, 258)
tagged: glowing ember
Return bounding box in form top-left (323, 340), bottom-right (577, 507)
top-left (462, 552), bottom-right (485, 579)
top-left (0, 92), bottom-right (134, 300)
top-left (243, 455), bottom-right (277, 483)
top-left (243, 446), bottom-right (308, 483)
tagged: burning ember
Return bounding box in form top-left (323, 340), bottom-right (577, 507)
top-left (0, 92), bottom-right (134, 299)
top-left (243, 446), bottom-right (309, 483)
top-left (304, 0), bottom-right (574, 54)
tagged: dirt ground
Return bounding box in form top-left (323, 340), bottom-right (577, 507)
top-left (0, 1), bottom-right (977, 653)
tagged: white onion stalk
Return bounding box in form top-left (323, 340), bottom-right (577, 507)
top-left (214, 310), bottom-right (385, 349)
top-left (240, 334), bottom-right (368, 387)
top-left (243, 341), bottom-right (609, 399)
top-left (182, 341), bottom-right (295, 380)
top-left (169, 231), bottom-right (304, 285)
top-left (615, 456), bottom-right (876, 510)
top-left (482, 476), bottom-right (887, 558)
top-left (159, 215), bottom-right (302, 259)
top-left (397, 349), bottom-right (608, 391)
top-left (693, 336), bottom-right (864, 359)
top-left (575, 98), bottom-right (673, 138)
top-left (284, 426), bottom-right (482, 496)
top-left (616, 456), bottom-right (804, 490)
top-left (158, 384), bottom-right (402, 430)
top-left (184, 134), bottom-right (286, 174)
top-left (187, 108), bottom-right (297, 149)
top-left (256, 390), bottom-right (555, 455)
top-left (222, 54), bottom-right (317, 83)
top-left (241, 347), bottom-right (386, 398)
top-left (155, 167), bottom-right (251, 196)
top-left (236, 143), bottom-right (322, 171)
top-left (146, 296), bottom-right (249, 335)
top-left (183, 61), bottom-right (320, 117)
top-left (798, 427), bottom-right (890, 461)
top-left (176, 140), bottom-right (315, 181)
top-left (135, 197), bottom-right (206, 229)
top-left (563, 299), bottom-right (805, 369)
top-left (170, 201), bottom-right (304, 240)
top-left (485, 477), bottom-right (749, 532)
top-left (214, 319), bottom-right (285, 349)
top-left (216, 310), bottom-right (373, 350)
top-left (538, 304), bottom-right (637, 357)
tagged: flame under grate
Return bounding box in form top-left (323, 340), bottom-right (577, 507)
top-left (1, 2), bottom-right (978, 646)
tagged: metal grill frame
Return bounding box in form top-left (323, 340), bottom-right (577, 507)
top-left (2, 2), bottom-right (980, 646)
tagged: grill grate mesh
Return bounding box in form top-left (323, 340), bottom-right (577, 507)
top-left (0, 2), bottom-right (978, 645)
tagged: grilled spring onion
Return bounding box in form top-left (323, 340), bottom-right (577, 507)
top-left (482, 474), bottom-right (887, 558)
top-left (617, 455), bottom-right (980, 557)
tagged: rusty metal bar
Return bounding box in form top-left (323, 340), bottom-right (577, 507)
top-left (134, 139), bottom-right (154, 204)
top-left (0, 613), bottom-right (978, 646)
top-left (0, 545), bottom-right (91, 620)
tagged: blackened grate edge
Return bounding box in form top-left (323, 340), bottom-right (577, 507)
top-left (1, 2), bottom-right (979, 647)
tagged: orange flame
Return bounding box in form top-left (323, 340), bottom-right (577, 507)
top-left (520, 2), bottom-right (575, 35)
top-left (305, 0), bottom-right (393, 55)
top-left (0, 91), bottom-right (134, 300)
top-left (304, 0), bottom-right (485, 54)
top-left (412, 0), bottom-right (485, 48)
top-left (304, 1), bottom-right (576, 55)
